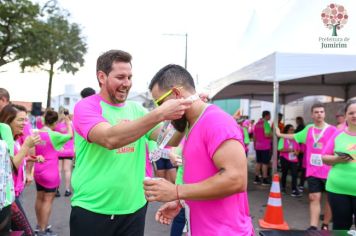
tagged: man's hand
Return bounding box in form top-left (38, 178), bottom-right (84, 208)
top-left (335, 154), bottom-right (353, 162)
top-left (155, 201), bottom-right (182, 225)
top-left (169, 152), bottom-right (182, 166)
top-left (156, 99), bottom-right (192, 121)
top-left (143, 178), bottom-right (177, 202)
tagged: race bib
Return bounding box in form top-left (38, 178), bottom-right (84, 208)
top-left (288, 152), bottom-right (297, 161)
top-left (310, 153), bottom-right (323, 166)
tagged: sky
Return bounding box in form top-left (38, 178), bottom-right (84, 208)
top-left (1, 0), bottom-right (355, 104)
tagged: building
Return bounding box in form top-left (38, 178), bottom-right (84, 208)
top-left (127, 91), bottom-right (154, 110)
top-left (51, 85), bottom-right (82, 114)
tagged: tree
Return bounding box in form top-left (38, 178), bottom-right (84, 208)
top-left (21, 11), bottom-right (87, 108)
top-left (321, 3), bottom-right (348, 37)
top-left (0, 0), bottom-right (40, 67)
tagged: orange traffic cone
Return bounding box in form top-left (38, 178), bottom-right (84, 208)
top-left (259, 174), bottom-right (289, 230)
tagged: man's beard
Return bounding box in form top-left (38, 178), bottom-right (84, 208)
top-left (171, 115), bottom-right (187, 132)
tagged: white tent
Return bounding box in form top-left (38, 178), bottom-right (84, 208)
top-left (207, 52), bottom-right (356, 103)
top-left (206, 52), bottom-right (356, 172)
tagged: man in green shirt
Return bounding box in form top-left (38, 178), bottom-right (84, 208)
top-left (70, 50), bottom-right (192, 236)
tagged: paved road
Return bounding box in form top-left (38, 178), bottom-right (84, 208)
top-left (22, 157), bottom-right (312, 235)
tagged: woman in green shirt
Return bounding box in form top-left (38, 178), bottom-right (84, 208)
top-left (322, 99), bottom-right (356, 230)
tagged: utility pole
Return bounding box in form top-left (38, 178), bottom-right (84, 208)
top-left (163, 33), bottom-right (188, 69)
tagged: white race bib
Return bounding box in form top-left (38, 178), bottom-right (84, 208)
top-left (310, 153), bottom-right (323, 166)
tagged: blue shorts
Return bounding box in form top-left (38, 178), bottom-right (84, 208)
top-left (155, 158), bottom-right (174, 170)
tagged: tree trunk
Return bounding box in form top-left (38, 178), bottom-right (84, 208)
top-left (332, 25), bottom-right (338, 37)
top-left (46, 63), bottom-right (54, 108)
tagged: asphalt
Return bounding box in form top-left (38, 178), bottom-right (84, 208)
top-left (21, 156), bottom-right (313, 236)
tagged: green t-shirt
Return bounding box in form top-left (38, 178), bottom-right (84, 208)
top-left (147, 139), bottom-right (157, 152)
top-left (173, 146), bottom-right (184, 185)
top-left (277, 138), bottom-right (285, 151)
top-left (48, 130), bottom-right (72, 151)
top-left (71, 96), bottom-right (156, 215)
top-left (294, 124), bottom-right (313, 144)
top-left (0, 123), bottom-right (14, 156)
top-left (325, 131), bottom-right (356, 196)
top-left (243, 127), bottom-right (250, 145)
top-left (264, 120), bottom-right (271, 136)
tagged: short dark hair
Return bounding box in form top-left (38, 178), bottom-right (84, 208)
top-left (149, 64), bottom-right (195, 92)
top-left (80, 87), bottom-right (96, 98)
top-left (0, 104), bottom-right (27, 125)
top-left (311, 103), bottom-right (325, 112)
top-left (44, 110), bottom-right (58, 126)
top-left (345, 99), bottom-right (356, 113)
top-left (296, 116), bottom-right (304, 124)
top-left (0, 88), bottom-right (10, 101)
top-left (96, 50), bottom-right (132, 76)
top-left (262, 110), bottom-right (270, 118)
top-left (283, 124), bottom-right (294, 134)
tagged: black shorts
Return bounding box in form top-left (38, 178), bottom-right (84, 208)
top-left (155, 158), bottom-right (174, 170)
top-left (256, 150), bottom-right (271, 164)
top-left (70, 204), bottom-right (147, 236)
top-left (59, 156), bottom-right (73, 160)
top-left (307, 177), bottom-right (326, 193)
top-left (35, 182), bottom-right (57, 193)
top-left (0, 205), bottom-right (11, 233)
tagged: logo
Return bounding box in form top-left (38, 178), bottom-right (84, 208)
top-left (321, 3), bottom-right (348, 36)
top-left (319, 3), bottom-right (350, 49)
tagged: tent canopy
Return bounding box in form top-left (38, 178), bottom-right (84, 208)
top-left (207, 52), bottom-right (356, 104)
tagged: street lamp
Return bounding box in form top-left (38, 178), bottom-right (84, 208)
top-left (162, 33), bottom-right (188, 69)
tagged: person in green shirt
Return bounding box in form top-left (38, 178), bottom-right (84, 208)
top-left (0, 123), bottom-right (15, 233)
top-left (70, 50), bottom-right (192, 236)
top-left (322, 99), bottom-right (356, 230)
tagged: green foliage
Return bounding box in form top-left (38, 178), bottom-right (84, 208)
top-left (0, 0), bottom-right (40, 66)
top-left (22, 2), bottom-right (87, 107)
top-left (20, 14), bottom-right (87, 74)
top-left (1, 0), bottom-right (87, 107)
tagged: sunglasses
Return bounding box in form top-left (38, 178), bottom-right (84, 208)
top-left (154, 87), bottom-right (183, 107)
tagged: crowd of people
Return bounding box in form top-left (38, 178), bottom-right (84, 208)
top-left (0, 49), bottom-right (355, 236)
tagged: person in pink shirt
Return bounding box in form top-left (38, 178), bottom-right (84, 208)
top-left (35, 115), bottom-right (45, 130)
top-left (54, 109), bottom-right (74, 197)
top-left (253, 110), bottom-right (272, 185)
top-left (34, 110), bottom-right (72, 236)
top-left (144, 64), bottom-right (253, 236)
top-left (277, 103), bottom-right (337, 231)
top-left (278, 124), bottom-right (301, 197)
top-left (0, 104), bottom-right (41, 236)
